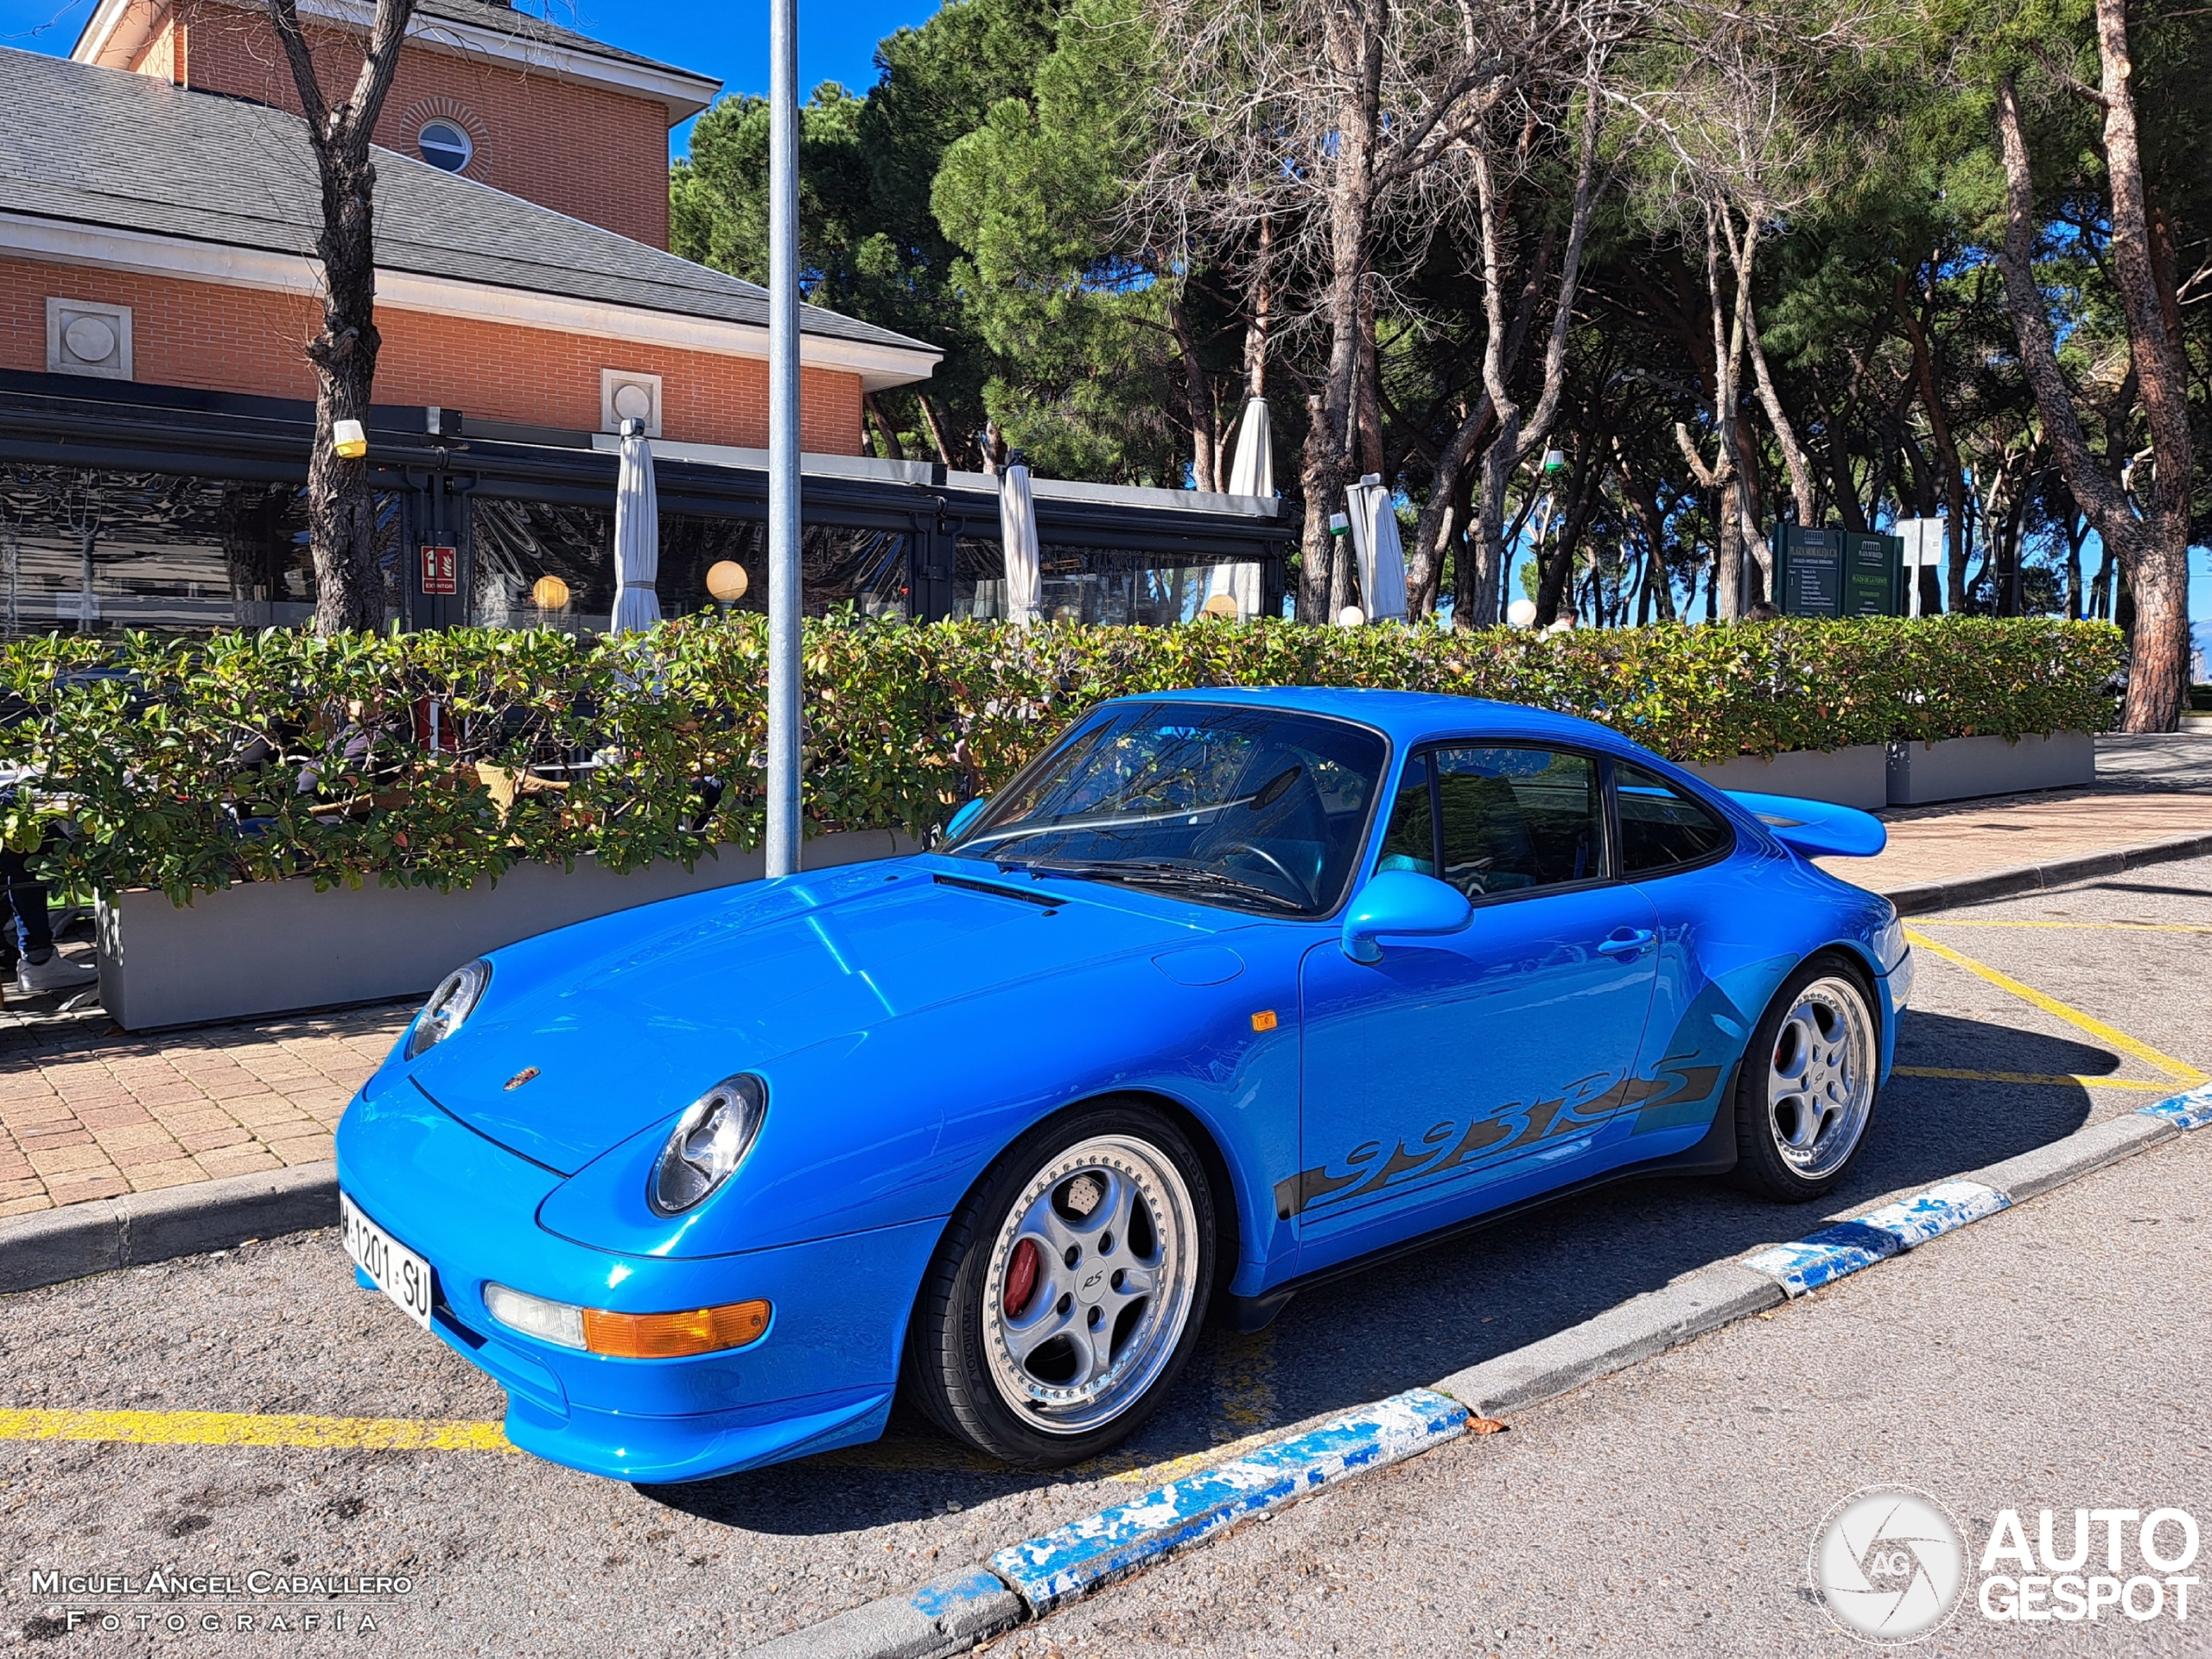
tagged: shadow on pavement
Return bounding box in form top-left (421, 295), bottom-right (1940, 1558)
top-left (645, 1008), bottom-right (2100, 1535)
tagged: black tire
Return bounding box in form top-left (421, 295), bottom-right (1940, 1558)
top-left (903, 1101), bottom-right (1217, 1468)
top-left (1732, 955), bottom-right (1882, 1202)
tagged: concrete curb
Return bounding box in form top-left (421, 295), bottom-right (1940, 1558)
top-left (1881, 830), bottom-right (2212, 915)
top-left (0, 1161), bottom-right (336, 1295)
top-left (1433, 1262), bottom-right (1783, 1418)
top-left (741, 1081), bottom-right (2212, 1659)
top-left (738, 1570), bottom-right (1024, 1659)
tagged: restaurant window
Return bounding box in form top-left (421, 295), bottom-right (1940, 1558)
top-left (953, 538), bottom-right (1253, 626)
top-left (470, 501), bottom-right (911, 630)
top-left (0, 465), bottom-right (399, 637)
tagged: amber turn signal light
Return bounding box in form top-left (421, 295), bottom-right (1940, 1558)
top-left (581, 1300), bottom-right (772, 1359)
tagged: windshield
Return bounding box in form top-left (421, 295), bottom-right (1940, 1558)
top-left (949, 702), bottom-right (1388, 917)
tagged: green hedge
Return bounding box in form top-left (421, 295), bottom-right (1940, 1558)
top-left (0, 615), bottom-right (2120, 902)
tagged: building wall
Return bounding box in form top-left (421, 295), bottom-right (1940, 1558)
top-left (127, 13), bottom-right (178, 79)
top-left (158, 2), bottom-right (672, 249)
top-left (3, 257), bottom-right (863, 454)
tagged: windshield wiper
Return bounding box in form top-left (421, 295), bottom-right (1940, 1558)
top-left (1022, 860), bottom-right (1311, 913)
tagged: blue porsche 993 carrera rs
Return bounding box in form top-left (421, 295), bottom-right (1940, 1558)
top-left (334, 689), bottom-right (1910, 1482)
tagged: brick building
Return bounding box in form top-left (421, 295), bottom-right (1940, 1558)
top-left (0, 21), bottom-right (1284, 633)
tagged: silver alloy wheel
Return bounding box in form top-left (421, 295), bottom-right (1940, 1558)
top-left (981, 1133), bottom-right (1198, 1436)
top-left (1766, 975), bottom-right (1877, 1179)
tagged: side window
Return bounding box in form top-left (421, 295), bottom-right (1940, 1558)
top-left (1376, 754), bottom-right (1435, 875)
top-left (1616, 761), bottom-right (1733, 874)
top-left (1432, 747), bottom-right (1605, 898)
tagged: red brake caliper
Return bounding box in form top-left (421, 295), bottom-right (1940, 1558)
top-left (1004, 1237), bottom-right (1040, 1318)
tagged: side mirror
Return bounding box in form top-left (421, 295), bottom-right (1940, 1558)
top-left (1340, 870), bottom-right (1473, 963)
top-left (944, 798), bottom-right (987, 844)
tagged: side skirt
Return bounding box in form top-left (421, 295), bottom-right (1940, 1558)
top-left (1224, 1069), bottom-right (1742, 1335)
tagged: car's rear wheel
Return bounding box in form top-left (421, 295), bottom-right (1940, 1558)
top-left (905, 1103), bottom-right (1215, 1467)
top-left (1732, 957), bottom-right (1879, 1201)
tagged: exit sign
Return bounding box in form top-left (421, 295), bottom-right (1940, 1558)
top-left (420, 544), bottom-right (457, 595)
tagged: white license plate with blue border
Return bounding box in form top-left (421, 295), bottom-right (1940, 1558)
top-left (339, 1191), bottom-right (435, 1332)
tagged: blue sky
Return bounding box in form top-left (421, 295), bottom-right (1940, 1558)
top-left (0, 0), bottom-right (937, 156)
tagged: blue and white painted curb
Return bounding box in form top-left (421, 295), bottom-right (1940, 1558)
top-left (989, 1388), bottom-right (1466, 1614)
top-left (741, 1079), bottom-right (2212, 1659)
top-left (1742, 1179), bottom-right (2010, 1296)
top-left (2139, 1080), bottom-right (2212, 1132)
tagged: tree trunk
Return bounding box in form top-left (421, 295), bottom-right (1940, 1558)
top-left (1243, 215), bottom-right (1272, 402)
top-left (268, 0), bottom-right (417, 633)
top-left (864, 392), bottom-right (906, 461)
top-left (1993, 52), bottom-right (2191, 729)
top-left (1169, 290), bottom-right (1217, 493)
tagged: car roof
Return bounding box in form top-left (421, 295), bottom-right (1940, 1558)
top-left (1105, 686), bottom-right (1646, 755)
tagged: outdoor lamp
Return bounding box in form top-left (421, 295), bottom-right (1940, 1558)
top-left (532, 575), bottom-right (570, 612)
top-left (1202, 594), bottom-right (1238, 620)
top-left (1507, 598), bottom-right (1539, 628)
top-left (1541, 448), bottom-right (1567, 474)
top-left (706, 561), bottom-right (749, 605)
top-left (332, 418), bottom-right (368, 459)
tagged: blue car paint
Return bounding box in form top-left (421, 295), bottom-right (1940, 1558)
top-left (334, 689), bottom-right (1909, 1482)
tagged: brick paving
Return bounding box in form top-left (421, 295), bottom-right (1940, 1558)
top-left (0, 1003), bottom-right (408, 1217)
top-left (1, 733), bottom-right (2205, 1219)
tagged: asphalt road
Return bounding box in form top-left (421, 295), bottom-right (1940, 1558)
top-left (3, 855), bottom-right (2208, 1656)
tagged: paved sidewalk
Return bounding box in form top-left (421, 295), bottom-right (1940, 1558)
top-left (1813, 730), bottom-right (2212, 891)
top-left (1, 733), bottom-right (2205, 1220)
top-left (0, 1005), bottom-right (405, 1217)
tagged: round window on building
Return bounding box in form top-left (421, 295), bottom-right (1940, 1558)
top-left (417, 120), bottom-right (474, 172)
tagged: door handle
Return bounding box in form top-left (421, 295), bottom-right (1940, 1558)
top-left (1597, 929), bottom-right (1655, 957)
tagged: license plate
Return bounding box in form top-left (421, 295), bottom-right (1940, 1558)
top-left (339, 1191), bottom-right (436, 1332)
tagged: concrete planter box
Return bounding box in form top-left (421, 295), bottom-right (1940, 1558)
top-left (1680, 744), bottom-right (1890, 810)
top-left (95, 829), bottom-right (919, 1033)
top-left (1885, 731), bottom-right (2094, 806)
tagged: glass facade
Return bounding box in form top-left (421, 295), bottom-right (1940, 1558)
top-left (471, 499), bottom-right (912, 631)
top-left (953, 538), bottom-right (1265, 626)
top-left (0, 448), bottom-right (1275, 639)
top-left (0, 465), bottom-right (400, 637)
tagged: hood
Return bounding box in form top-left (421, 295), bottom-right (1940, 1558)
top-left (410, 862), bottom-right (1214, 1173)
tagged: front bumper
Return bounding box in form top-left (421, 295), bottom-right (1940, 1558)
top-left (335, 1079), bottom-right (943, 1483)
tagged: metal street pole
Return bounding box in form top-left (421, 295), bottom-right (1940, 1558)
top-left (765, 0), bottom-right (801, 877)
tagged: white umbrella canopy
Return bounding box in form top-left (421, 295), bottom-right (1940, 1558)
top-left (1344, 474), bottom-right (1408, 623)
top-left (1226, 398), bottom-right (1273, 499)
top-left (1000, 452), bottom-right (1042, 626)
top-left (610, 418), bottom-right (662, 633)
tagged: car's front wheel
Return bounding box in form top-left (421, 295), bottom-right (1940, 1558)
top-left (905, 1103), bottom-right (1215, 1467)
top-left (1732, 957), bottom-right (1880, 1201)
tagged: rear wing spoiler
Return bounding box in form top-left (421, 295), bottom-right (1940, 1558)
top-left (1724, 791), bottom-right (1886, 860)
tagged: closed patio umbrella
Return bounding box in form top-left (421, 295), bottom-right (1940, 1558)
top-left (1344, 474), bottom-right (1408, 623)
top-left (610, 417), bottom-right (661, 632)
top-left (1000, 450), bottom-right (1042, 626)
top-left (1226, 397), bottom-right (1273, 499)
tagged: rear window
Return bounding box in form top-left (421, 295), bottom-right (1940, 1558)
top-left (1616, 762), bottom-right (1732, 874)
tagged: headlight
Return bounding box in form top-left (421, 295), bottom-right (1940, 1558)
top-left (404, 958), bottom-right (490, 1060)
top-left (650, 1073), bottom-right (767, 1216)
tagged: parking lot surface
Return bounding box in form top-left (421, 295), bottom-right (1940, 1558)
top-left (3, 855), bottom-right (2208, 1654)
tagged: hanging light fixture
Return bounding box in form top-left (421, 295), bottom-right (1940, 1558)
top-left (531, 575), bottom-right (570, 613)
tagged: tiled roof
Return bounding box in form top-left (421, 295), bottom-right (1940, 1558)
top-left (0, 48), bottom-right (934, 360)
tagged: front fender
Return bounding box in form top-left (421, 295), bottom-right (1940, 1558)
top-left (537, 936), bottom-right (1312, 1295)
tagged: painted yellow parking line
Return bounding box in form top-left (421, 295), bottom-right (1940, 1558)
top-left (1912, 919), bottom-right (2212, 935)
top-left (1893, 1066), bottom-right (2177, 1091)
top-left (0, 1407), bottom-right (516, 1453)
top-left (1904, 927), bottom-right (2208, 1087)
top-left (8, 1330), bottom-right (1282, 1486)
